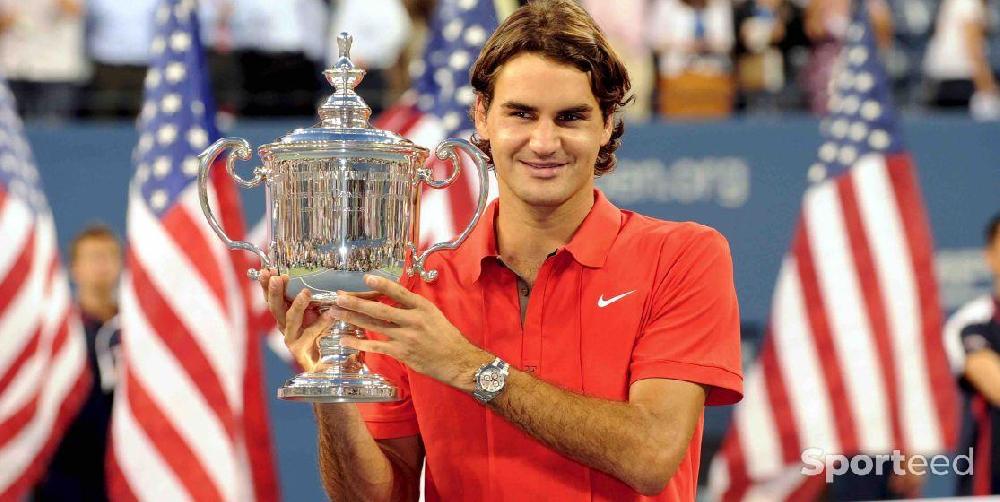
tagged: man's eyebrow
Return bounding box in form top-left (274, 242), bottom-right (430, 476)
top-left (557, 104), bottom-right (594, 115)
top-left (500, 101), bottom-right (537, 112)
top-left (499, 102), bottom-right (594, 114)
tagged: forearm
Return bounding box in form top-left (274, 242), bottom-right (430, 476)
top-left (312, 404), bottom-right (399, 502)
top-left (965, 22), bottom-right (998, 93)
top-left (486, 370), bottom-right (687, 495)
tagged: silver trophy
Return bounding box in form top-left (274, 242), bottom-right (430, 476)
top-left (197, 33), bottom-right (490, 403)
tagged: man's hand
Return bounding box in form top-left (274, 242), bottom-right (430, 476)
top-left (257, 269), bottom-right (333, 372)
top-left (332, 274), bottom-right (492, 390)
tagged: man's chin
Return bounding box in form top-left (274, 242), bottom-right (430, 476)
top-left (516, 189), bottom-right (573, 209)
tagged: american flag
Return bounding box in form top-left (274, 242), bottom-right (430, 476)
top-left (709, 7), bottom-right (958, 501)
top-left (0, 80), bottom-right (89, 501)
top-left (107, 0), bottom-right (278, 500)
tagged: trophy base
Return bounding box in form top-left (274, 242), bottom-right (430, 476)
top-left (277, 368), bottom-right (399, 403)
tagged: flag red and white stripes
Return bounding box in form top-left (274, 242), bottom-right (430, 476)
top-left (107, 0), bottom-right (277, 500)
top-left (110, 186), bottom-right (258, 502)
top-left (709, 155), bottom-right (958, 501)
top-left (0, 195), bottom-right (88, 500)
top-left (0, 79), bottom-right (88, 501)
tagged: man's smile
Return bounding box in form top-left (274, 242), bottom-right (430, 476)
top-left (520, 160), bottom-right (569, 178)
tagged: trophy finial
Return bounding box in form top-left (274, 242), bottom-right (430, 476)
top-left (337, 32), bottom-right (352, 61)
top-left (319, 31), bottom-right (371, 128)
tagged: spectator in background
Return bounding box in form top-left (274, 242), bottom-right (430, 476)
top-left (733, 0), bottom-right (805, 113)
top-left (84, 0), bottom-right (157, 118)
top-left (943, 212), bottom-right (1000, 495)
top-left (328, 0), bottom-right (411, 115)
top-left (33, 225), bottom-right (122, 501)
top-left (923, 0), bottom-right (1000, 120)
top-left (230, 0), bottom-right (328, 117)
top-left (0, 0), bottom-right (88, 122)
top-left (199, 0), bottom-right (241, 121)
top-left (802, 0), bottom-right (892, 115)
top-left (648, 0), bottom-right (735, 120)
top-left (583, 0), bottom-right (654, 121)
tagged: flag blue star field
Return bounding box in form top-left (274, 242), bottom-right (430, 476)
top-left (374, 0), bottom-right (506, 247)
top-left (809, 11), bottom-right (903, 180)
top-left (0, 80), bottom-right (87, 500)
top-left (710, 7), bottom-right (957, 501)
top-left (108, 0), bottom-right (277, 500)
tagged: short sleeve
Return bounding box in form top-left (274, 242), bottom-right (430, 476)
top-left (356, 350), bottom-right (419, 439)
top-left (629, 226), bottom-right (743, 406)
top-left (943, 296), bottom-right (998, 375)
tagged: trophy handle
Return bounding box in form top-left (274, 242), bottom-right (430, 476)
top-left (198, 137), bottom-right (272, 280)
top-left (408, 138), bottom-right (490, 282)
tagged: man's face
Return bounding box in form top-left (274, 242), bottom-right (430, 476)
top-left (71, 237), bottom-right (122, 292)
top-left (474, 53), bottom-right (613, 208)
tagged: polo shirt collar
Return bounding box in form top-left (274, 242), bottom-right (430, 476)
top-left (453, 196), bottom-right (500, 286)
top-left (453, 189), bottom-right (622, 286)
top-left (562, 189), bottom-right (622, 268)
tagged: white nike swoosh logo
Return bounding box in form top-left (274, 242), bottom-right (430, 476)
top-left (597, 290), bottom-right (636, 308)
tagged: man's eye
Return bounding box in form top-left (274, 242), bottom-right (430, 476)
top-left (509, 111), bottom-right (531, 119)
top-left (558, 113), bottom-right (583, 122)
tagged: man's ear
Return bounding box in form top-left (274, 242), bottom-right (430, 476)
top-left (473, 95), bottom-right (489, 141)
top-left (600, 113), bottom-right (614, 147)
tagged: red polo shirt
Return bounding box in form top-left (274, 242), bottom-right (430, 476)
top-left (358, 189), bottom-right (743, 501)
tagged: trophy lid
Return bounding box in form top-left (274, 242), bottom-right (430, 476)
top-left (260, 32), bottom-right (425, 157)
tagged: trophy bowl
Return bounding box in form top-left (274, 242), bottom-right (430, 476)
top-left (196, 33), bottom-right (490, 403)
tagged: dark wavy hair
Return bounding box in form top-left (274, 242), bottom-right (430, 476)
top-left (468, 0), bottom-right (632, 177)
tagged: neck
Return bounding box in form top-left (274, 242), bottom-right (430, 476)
top-left (78, 288), bottom-right (117, 321)
top-left (495, 188), bottom-right (594, 272)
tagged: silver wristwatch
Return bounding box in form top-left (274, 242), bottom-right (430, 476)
top-left (473, 357), bottom-right (510, 404)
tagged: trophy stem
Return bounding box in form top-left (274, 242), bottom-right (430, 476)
top-left (277, 310), bottom-right (399, 403)
top-left (316, 320), bottom-right (366, 375)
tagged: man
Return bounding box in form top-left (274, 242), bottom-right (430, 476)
top-left (33, 225), bottom-right (122, 500)
top-left (944, 212), bottom-right (1000, 495)
top-left (261, 1), bottom-right (743, 500)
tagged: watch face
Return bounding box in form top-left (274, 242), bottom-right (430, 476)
top-left (478, 368), bottom-right (504, 393)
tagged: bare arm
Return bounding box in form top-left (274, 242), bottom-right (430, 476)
top-left (486, 374), bottom-right (706, 496)
top-left (313, 404), bottom-right (422, 502)
top-left (259, 270), bottom-right (423, 502)
top-left (964, 349), bottom-right (1000, 406)
top-left (962, 17), bottom-right (999, 95)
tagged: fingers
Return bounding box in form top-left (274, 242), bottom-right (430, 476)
top-left (330, 306), bottom-right (399, 334)
top-left (363, 274), bottom-right (424, 309)
top-left (346, 290), bottom-right (382, 301)
top-left (335, 292), bottom-right (410, 325)
top-left (257, 268), bottom-right (272, 298)
top-left (288, 310), bottom-right (336, 371)
top-left (283, 289), bottom-right (312, 343)
top-left (267, 274), bottom-right (288, 329)
top-left (339, 336), bottom-right (393, 357)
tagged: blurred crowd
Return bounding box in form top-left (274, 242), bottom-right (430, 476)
top-left (0, 0), bottom-right (998, 123)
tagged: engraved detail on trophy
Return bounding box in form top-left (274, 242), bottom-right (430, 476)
top-left (196, 32), bottom-right (491, 403)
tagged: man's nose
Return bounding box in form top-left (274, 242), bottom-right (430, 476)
top-left (528, 120), bottom-right (559, 156)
